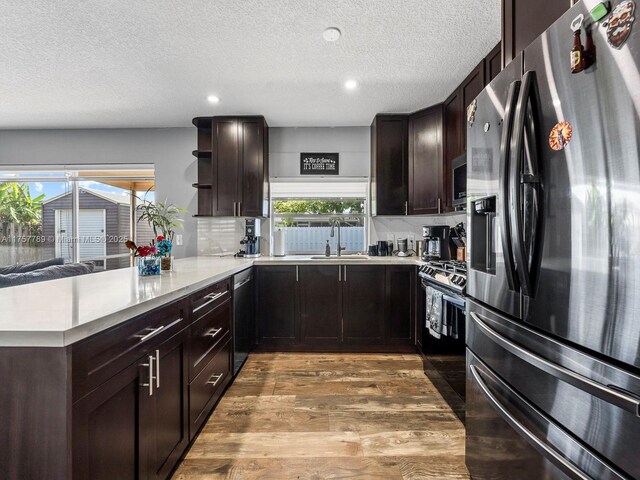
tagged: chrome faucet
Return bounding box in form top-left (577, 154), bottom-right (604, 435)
top-left (330, 219), bottom-right (346, 256)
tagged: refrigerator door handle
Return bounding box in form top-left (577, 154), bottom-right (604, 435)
top-left (509, 70), bottom-right (542, 297)
top-left (470, 311), bottom-right (640, 417)
top-left (469, 363), bottom-right (625, 480)
top-left (499, 80), bottom-right (521, 292)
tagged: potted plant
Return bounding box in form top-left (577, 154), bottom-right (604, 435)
top-left (131, 193), bottom-right (186, 272)
top-left (125, 240), bottom-right (161, 276)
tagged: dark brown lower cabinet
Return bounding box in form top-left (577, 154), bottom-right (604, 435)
top-left (342, 265), bottom-right (386, 344)
top-left (257, 265), bottom-right (415, 350)
top-left (256, 265), bottom-right (299, 345)
top-left (385, 266), bottom-right (416, 344)
top-left (299, 265), bottom-right (342, 345)
top-left (72, 328), bottom-right (189, 480)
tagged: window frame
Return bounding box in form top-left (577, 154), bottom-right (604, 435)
top-left (269, 181), bottom-right (370, 255)
top-left (0, 165), bottom-right (154, 268)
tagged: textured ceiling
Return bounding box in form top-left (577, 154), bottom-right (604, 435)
top-left (0, 1), bottom-right (501, 128)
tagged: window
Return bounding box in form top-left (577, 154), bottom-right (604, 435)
top-left (0, 166), bottom-right (155, 270)
top-left (271, 181), bottom-right (368, 254)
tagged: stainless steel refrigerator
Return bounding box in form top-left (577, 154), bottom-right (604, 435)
top-left (465, 2), bottom-right (640, 479)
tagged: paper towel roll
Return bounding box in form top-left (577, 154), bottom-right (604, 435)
top-left (273, 229), bottom-right (286, 257)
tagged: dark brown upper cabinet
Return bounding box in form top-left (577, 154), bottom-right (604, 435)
top-left (485, 43), bottom-right (502, 84)
top-left (371, 114), bottom-right (409, 216)
top-left (443, 89), bottom-right (463, 212)
top-left (502, 0), bottom-right (573, 66)
top-left (192, 116), bottom-right (269, 218)
top-left (460, 60), bottom-right (486, 153)
top-left (408, 105), bottom-right (444, 215)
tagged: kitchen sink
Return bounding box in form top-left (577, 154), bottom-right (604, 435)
top-left (309, 255), bottom-right (370, 260)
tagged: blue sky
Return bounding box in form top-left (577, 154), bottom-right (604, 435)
top-left (0, 174), bottom-right (154, 202)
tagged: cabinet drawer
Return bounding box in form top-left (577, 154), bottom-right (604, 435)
top-left (189, 298), bottom-right (231, 380)
top-left (189, 338), bottom-right (231, 438)
top-left (72, 300), bottom-right (187, 403)
top-left (190, 278), bottom-right (231, 321)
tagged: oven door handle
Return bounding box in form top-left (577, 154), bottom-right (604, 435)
top-left (442, 293), bottom-right (465, 308)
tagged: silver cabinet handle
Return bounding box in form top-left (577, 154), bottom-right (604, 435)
top-left (296, 266), bottom-right (299, 282)
top-left (470, 312), bottom-right (640, 417)
top-left (206, 373), bottom-right (224, 387)
top-left (343, 265), bottom-right (347, 282)
top-left (437, 197), bottom-right (441, 214)
top-left (141, 354), bottom-right (155, 396)
top-left (193, 291), bottom-right (226, 313)
top-left (233, 202), bottom-right (237, 216)
top-left (135, 325), bottom-right (165, 343)
top-left (155, 349), bottom-right (160, 389)
top-left (234, 277), bottom-right (252, 289)
top-left (338, 265), bottom-right (341, 282)
top-left (404, 201), bottom-right (408, 216)
top-left (238, 201), bottom-right (241, 217)
top-left (205, 327), bottom-right (222, 338)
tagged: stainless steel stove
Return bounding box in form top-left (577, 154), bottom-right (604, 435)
top-left (418, 260), bottom-right (467, 294)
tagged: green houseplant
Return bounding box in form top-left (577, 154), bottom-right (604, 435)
top-left (128, 193), bottom-right (186, 272)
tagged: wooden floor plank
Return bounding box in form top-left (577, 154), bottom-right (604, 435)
top-left (172, 352), bottom-right (469, 479)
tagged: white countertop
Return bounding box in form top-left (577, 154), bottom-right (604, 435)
top-left (0, 255), bottom-right (422, 347)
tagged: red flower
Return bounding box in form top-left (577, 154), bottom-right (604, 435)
top-left (157, 235), bottom-right (164, 241)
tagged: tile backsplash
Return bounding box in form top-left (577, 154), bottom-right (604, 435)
top-left (370, 212), bottom-right (466, 249)
top-left (197, 217), bottom-right (270, 256)
top-left (198, 213), bottom-right (466, 256)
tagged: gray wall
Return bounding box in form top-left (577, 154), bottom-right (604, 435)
top-left (0, 128), bottom-right (198, 258)
top-left (269, 126), bottom-right (370, 178)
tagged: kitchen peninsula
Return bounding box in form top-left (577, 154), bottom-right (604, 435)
top-left (0, 255), bottom-right (421, 479)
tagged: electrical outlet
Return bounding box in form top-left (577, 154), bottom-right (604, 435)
top-left (175, 234), bottom-right (183, 246)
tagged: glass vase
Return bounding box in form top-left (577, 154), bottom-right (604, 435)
top-left (137, 256), bottom-right (161, 276)
top-left (160, 255), bottom-right (174, 272)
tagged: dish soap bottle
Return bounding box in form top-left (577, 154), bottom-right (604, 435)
top-left (325, 240), bottom-right (331, 257)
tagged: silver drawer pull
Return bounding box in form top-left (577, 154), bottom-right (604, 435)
top-left (205, 327), bottom-right (223, 338)
top-left (206, 373), bottom-right (224, 387)
top-left (193, 291), bottom-right (226, 313)
top-left (135, 325), bottom-right (165, 342)
top-left (155, 349), bottom-right (160, 389)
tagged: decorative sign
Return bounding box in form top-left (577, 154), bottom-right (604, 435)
top-left (300, 152), bottom-right (339, 175)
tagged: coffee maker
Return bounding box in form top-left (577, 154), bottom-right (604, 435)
top-left (422, 225), bottom-right (452, 261)
top-left (239, 218), bottom-right (261, 258)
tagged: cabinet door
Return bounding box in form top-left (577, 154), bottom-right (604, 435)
top-left (299, 265), bottom-right (341, 346)
top-left (385, 266), bottom-right (415, 345)
top-left (145, 331), bottom-right (189, 480)
top-left (485, 42), bottom-right (502, 84)
top-left (502, 0), bottom-right (572, 65)
top-left (409, 105), bottom-right (444, 215)
top-left (238, 117), bottom-right (268, 218)
top-left (460, 60), bottom-right (486, 152)
top-left (256, 266), bottom-right (299, 345)
top-left (371, 115), bottom-right (409, 216)
top-left (342, 265), bottom-right (385, 344)
top-left (73, 359), bottom-right (149, 480)
top-left (443, 89), bottom-right (463, 212)
top-left (212, 118), bottom-right (239, 216)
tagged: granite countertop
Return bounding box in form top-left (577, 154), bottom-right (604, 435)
top-left (0, 255), bottom-right (423, 347)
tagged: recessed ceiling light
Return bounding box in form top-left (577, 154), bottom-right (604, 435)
top-left (344, 79), bottom-right (358, 90)
top-left (207, 95), bottom-right (220, 104)
top-left (323, 27), bottom-right (341, 42)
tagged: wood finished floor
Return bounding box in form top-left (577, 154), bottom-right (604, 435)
top-left (173, 353), bottom-right (469, 480)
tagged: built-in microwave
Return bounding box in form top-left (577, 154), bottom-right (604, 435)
top-left (452, 154), bottom-right (467, 209)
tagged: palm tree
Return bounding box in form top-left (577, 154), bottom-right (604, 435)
top-left (0, 183), bottom-right (45, 241)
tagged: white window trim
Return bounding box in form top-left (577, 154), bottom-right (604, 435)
top-left (269, 178), bottom-right (370, 255)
